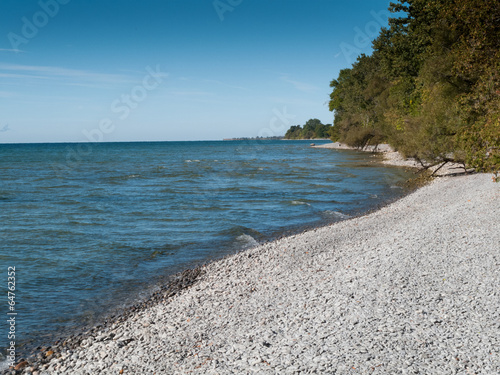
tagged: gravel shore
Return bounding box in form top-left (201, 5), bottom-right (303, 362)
top-left (312, 142), bottom-right (471, 176)
top-left (9, 173), bottom-right (500, 374)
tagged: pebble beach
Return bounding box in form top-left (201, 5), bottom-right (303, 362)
top-left (312, 142), bottom-right (471, 175)
top-left (5, 141), bottom-right (500, 375)
top-left (7, 171), bottom-right (497, 375)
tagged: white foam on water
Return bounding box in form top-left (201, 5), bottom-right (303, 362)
top-left (0, 360), bottom-right (10, 372)
top-left (323, 210), bottom-right (351, 220)
top-left (291, 200), bottom-right (311, 206)
top-left (236, 234), bottom-right (259, 249)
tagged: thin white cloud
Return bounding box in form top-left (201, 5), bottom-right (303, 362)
top-left (280, 75), bottom-right (320, 93)
top-left (0, 48), bottom-right (24, 53)
top-left (170, 90), bottom-right (215, 97)
top-left (0, 63), bottom-right (136, 87)
top-left (0, 73), bottom-right (50, 80)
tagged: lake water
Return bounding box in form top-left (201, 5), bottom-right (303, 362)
top-left (0, 140), bottom-right (413, 361)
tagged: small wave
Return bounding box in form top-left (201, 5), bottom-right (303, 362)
top-left (0, 359), bottom-right (9, 373)
top-left (370, 194), bottom-right (378, 198)
top-left (218, 187), bottom-right (241, 192)
top-left (322, 210), bottom-right (351, 220)
top-left (185, 160), bottom-right (200, 163)
top-left (219, 226), bottom-right (263, 238)
top-left (68, 220), bottom-right (104, 226)
top-left (236, 234), bottom-right (259, 249)
top-left (390, 185), bottom-right (402, 189)
top-left (291, 200), bottom-right (311, 206)
top-left (148, 250), bottom-right (175, 259)
top-left (105, 174), bottom-right (142, 183)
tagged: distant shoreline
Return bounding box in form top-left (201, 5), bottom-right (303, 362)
top-left (222, 137), bottom-right (284, 141)
top-left (221, 138), bottom-right (331, 141)
top-left (312, 141), bottom-right (471, 177)
top-left (311, 142), bottom-right (419, 168)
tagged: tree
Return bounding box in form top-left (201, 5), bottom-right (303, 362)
top-left (328, 54), bottom-right (388, 148)
top-left (284, 120), bottom-right (332, 140)
top-left (284, 125), bottom-right (302, 139)
top-left (327, 0), bottom-right (500, 175)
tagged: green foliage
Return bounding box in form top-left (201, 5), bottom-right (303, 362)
top-left (328, 54), bottom-right (389, 148)
top-left (328, 124), bottom-right (341, 142)
top-left (328, 0), bottom-right (500, 175)
top-left (284, 119), bottom-right (332, 140)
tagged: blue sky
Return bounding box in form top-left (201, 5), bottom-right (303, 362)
top-left (0, 0), bottom-right (393, 143)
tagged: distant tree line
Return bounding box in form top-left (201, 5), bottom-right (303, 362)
top-left (328, 0), bottom-right (499, 176)
top-left (284, 119), bottom-right (332, 139)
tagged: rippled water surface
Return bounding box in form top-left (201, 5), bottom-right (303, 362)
top-left (0, 140), bottom-right (413, 355)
